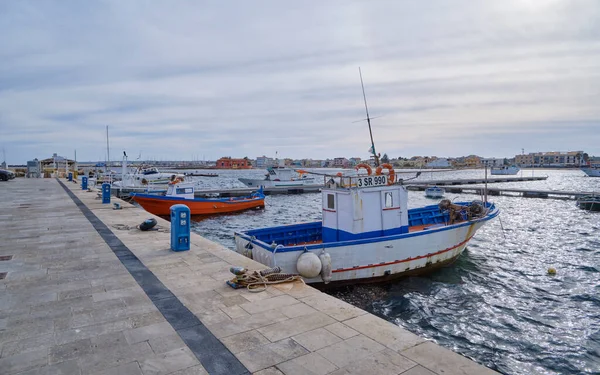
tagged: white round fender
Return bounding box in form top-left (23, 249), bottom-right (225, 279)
top-left (319, 250), bottom-right (332, 284)
top-left (296, 251), bottom-right (322, 278)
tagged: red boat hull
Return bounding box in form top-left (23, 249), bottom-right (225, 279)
top-left (132, 195), bottom-right (265, 216)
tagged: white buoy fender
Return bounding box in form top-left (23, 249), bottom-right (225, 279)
top-left (319, 251), bottom-right (332, 284)
top-left (296, 252), bottom-right (322, 278)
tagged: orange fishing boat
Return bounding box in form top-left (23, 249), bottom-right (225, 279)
top-left (131, 181), bottom-right (265, 216)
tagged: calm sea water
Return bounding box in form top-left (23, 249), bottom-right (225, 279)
top-left (183, 168), bottom-right (600, 375)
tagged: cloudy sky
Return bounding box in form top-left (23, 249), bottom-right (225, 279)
top-left (1, 0), bottom-right (599, 164)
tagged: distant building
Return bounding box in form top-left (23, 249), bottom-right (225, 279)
top-left (255, 156), bottom-right (275, 169)
top-left (465, 155), bottom-right (482, 168)
top-left (302, 159), bottom-right (322, 168)
top-left (333, 157), bottom-right (349, 168)
top-left (216, 157), bottom-right (252, 169)
top-left (481, 158), bottom-right (504, 167)
top-left (426, 158), bottom-right (452, 168)
top-left (515, 151), bottom-right (583, 167)
top-left (40, 153), bottom-right (76, 177)
top-left (349, 157), bottom-right (362, 167)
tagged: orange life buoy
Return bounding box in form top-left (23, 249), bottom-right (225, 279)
top-left (355, 163), bottom-right (372, 175)
top-left (168, 176), bottom-right (184, 185)
top-left (375, 163), bottom-right (396, 185)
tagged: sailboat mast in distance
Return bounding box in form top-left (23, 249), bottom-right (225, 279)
top-left (359, 67), bottom-right (380, 167)
top-left (106, 125), bottom-right (110, 168)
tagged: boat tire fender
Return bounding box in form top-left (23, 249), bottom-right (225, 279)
top-left (319, 250), bottom-right (332, 284)
top-left (139, 218), bottom-right (157, 231)
top-left (296, 251), bottom-right (322, 278)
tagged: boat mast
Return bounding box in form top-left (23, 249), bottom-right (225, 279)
top-left (106, 125), bottom-right (110, 172)
top-left (359, 67), bottom-right (380, 167)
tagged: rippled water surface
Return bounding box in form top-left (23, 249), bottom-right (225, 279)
top-left (183, 168), bottom-right (600, 375)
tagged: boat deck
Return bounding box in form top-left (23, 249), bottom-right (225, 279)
top-left (0, 178), bottom-right (498, 375)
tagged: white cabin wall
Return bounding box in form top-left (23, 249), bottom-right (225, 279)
top-left (337, 193), bottom-right (354, 235)
top-left (359, 190), bottom-right (383, 234)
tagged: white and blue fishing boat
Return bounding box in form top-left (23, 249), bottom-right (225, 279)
top-left (234, 172), bottom-right (498, 285)
top-left (234, 69), bottom-right (499, 285)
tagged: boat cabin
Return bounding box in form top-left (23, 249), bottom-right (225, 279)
top-left (265, 167), bottom-right (308, 181)
top-left (322, 177), bottom-right (409, 242)
top-left (166, 182), bottom-right (195, 200)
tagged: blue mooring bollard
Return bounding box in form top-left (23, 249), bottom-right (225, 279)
top-left (170, 204), bottom-right (190, 251)
top-left (101, 183), bottom-right (111, 204)
top-left (68, 172), bottom-right (73, 181)
top-left (81, 176), bottom-right (88, 190)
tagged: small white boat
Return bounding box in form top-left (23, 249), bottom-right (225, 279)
top-left (239, 167), bottom-right (317, 188)
top-left (425, 186), bottom-right (445, 198)
top-left (581, 167), bottom-right (600, 177)
top-left (113, 167), bottom-right (186, 188)
top-left (234, 171), bottom-right (498, 285)
top-left (491, 165), bottom-right (520, 175)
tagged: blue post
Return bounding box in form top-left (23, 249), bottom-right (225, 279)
top-left (102, 183), bottom-right (111, 204)
top-left (81, 176), bottom-right (88, 190)
top-left (170, 204), bottom-right (190, 251)
top-left (68, 172), bottom-right (73, 181)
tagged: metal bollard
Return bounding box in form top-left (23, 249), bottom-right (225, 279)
top-left (81, 176), bottom-right (88, 190)
top-left (170, 204), bottom-right (190, 251)
top-left (101, 183), bottom-right (111, 204)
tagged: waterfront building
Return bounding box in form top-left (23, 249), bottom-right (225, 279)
top-left (515, 151), bottom-right (584, 167)
top-left (481, 158), bottom-right (505, 167)
top-left (255, 156), bottom-right (275, 169)
top-left (215, 157), bottom-right (252, 169)
top-left (426, 158), bottom-right (452, 168)
top-left (333, 157), bottom-right (350, 168)
top-left (40, 153), bottom-right (76, 177)
top-left (349, 157), bottom-right (362, 166)
top-left (464, 155), bottom-right (482, 168)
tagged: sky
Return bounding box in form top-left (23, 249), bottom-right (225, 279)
top-left (1, 0), bottom-right (599, 164)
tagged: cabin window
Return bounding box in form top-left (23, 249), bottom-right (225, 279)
top-left (385, 192), bottom-right (393, 208)
top-left (327, 194), bottom-right (335, 209)
top-left (176, 188), bottom-right (193, 194)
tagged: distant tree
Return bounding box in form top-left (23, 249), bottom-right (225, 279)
top-left (583, 153), bottom-right (589, 163)
top-left (243, 156), bottom-right (249, 160)
top-left (381, 153), bottom-right (390, 164)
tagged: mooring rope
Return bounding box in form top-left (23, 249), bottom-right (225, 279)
top-left (228, 267), bottom-right (304, 293)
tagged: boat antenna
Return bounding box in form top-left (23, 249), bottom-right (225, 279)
top-left (359, 67), bottom-right (380, 167)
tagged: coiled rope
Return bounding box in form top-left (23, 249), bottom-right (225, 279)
top-left (228, 266), bottom-right (304, 293)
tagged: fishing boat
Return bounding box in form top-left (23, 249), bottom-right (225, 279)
top-left (238, 167), bottom-right (318, 188)
top-left (581, 167), bottom-right (600, 177)
top-left (491, 165), bottom-right (519, 175)
top-left (131, 180), bottom-right (265, 216)
top-left (233, 68), bottom-right (498, 285)
top-left (234, 170), bottom-right (498, 285)
top-left (425, 186), bottom-right (445, 198)
top-left (576, 195), bottom-right (600, 211)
